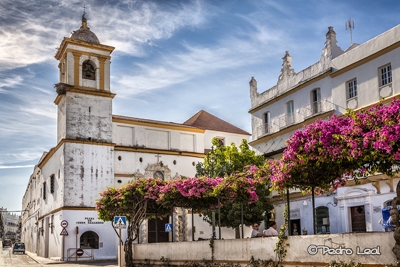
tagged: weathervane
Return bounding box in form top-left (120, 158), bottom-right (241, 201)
top-left (345, 18), bottom-right (355, 45)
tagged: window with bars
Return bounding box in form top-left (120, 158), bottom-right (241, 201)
top-left (347, 79), bottom-right (357, 99)
top-left (80, 231), bottom-right (99, 249)
top-left (379, 64), bottom-right (392, 86)
top-left (43, 182), bottom-right (46, 200)
top-left (316, 206), bottom-right (330, 234)
top-left (50, 175), bottom-right (55, 194)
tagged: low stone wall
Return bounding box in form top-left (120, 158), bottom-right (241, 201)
top-left (130, 232), bottom-right (397, 266)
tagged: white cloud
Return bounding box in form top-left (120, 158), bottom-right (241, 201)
top-left (114, 19), bottom-right (285, 97)
top-left (0, 165), bottom-right (34, 169)
top-left (0, 75), bottom-right (23, 90)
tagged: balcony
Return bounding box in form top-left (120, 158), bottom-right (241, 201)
top-left (254, 99), bottom-right (335, 140)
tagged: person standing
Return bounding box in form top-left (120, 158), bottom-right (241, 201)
top-left (263, 221), bottom-right (278, 236)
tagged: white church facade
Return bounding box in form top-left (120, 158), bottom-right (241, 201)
top-left (20, 15), bottom-right (250, 260)
top-left (249, 24), bottom-right (400, 235)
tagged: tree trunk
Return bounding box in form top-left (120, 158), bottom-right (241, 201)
top-left (124, 223), bottom-right (134, 267)
top-left (392, 181), bottom-right (400, 267)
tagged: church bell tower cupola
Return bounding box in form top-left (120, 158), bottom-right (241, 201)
top-left (54, 13), bottom-right (116, 144)
top-left (55, 12), bottom-right (114, 90)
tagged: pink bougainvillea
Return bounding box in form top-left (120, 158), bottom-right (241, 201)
top-left (277, 99), bottom-right (400, 192)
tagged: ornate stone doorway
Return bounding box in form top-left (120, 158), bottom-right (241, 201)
top-left (350, 205), bottom-right (366, 232)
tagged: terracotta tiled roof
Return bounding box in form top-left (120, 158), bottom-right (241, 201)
top-left (183, 110), bottom-right (250, 135)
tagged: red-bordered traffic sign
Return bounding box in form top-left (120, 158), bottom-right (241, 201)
top-left (60, 220), bottom-right (68, 228)
top-left (60, 228), bottom-right (68, 235)
top-left (76, 248), bottom-right (84, 256)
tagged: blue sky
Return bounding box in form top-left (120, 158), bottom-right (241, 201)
top-left (1, 0), bottom-right (400, 212)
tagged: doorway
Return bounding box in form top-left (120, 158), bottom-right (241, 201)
top-left (350, 206), bottom-right (366, 232)
top-left (148, 217), bottom-right (169, 243)
top-left (290, 219), bottom-right (301, 235)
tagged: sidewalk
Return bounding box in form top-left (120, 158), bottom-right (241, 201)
top-left (25, 251), bottom-right (118, 265)
top-left (25, 251), bottom-right (65, 264)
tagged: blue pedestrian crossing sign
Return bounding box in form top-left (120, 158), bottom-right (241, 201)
top-left (113, 216), bottom-right (127, 229)
top-left (165, 223), bottom-right (172, 233)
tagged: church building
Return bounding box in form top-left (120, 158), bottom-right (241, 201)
top-left (20, 14), bottom-right (250, 260)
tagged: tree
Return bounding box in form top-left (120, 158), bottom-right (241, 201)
top-left (275, 99), bottom-right (400, 235)
top-left (196, 138), bottom-right (265, 177)
top-left (96, 178), bottom-right (170, 266)
top-left (97, 172), bottom-right (267, 265)
top-left (279, 99), bottom-right (400, 192)
top-left (195, 138), bottom-right (272, 238)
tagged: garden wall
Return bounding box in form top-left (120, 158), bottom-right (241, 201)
top-left (128, 232), bottom-right (397, 266)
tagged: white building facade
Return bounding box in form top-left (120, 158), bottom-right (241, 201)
top-left (249, 25), bottom-right (400, 235)
top-left (21, 15), bottom-right (250, 261)
top-left (0, 208), bottom-right (20, 240)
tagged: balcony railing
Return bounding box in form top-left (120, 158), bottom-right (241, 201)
top-left (254, 99), bottom-right (335, 139)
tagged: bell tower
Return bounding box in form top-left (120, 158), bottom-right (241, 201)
top-left (53, 13), bottom-right (116, 208)
top-left (54, 12), bottom-right (115, 143)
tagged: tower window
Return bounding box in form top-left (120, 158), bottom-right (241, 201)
top-left (82, 60), bottom-right (96, 80)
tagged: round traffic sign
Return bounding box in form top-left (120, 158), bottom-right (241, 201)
top-left (60, 220), bottom-right (68, 228)
top-left (76, 248), bottom-right (84, 257)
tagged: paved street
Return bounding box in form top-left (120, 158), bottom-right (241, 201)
top-left (1, 243), bottom-right (118, 267)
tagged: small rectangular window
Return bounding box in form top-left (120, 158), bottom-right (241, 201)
top-left (347, 79), bottom-right (357, 99)
top-left (263, 112), bottom-right (270, 134)
top-left (286, 101), bottom-right (294, 125)
top-left (216, 137), bottom-right (225, 146)
top-left (311, 88), bottom-right (321, 114)
top-left (43, 182), bottom-right (46, 200)
top-left (379, 64), bottom-right (392, 86)
top-left (50, 175), bottom-right (55, 194)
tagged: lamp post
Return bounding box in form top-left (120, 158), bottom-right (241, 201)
top-left (208, 146), bottom-right (217, 239)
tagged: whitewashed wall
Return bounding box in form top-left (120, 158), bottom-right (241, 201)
top-left (63, 143), bottom-right (114, 207)
top-left (204, 130), bottom-right (249, 149)
top-left (272, 178), bottom-right (400, 235)
top-left (129, 232), bottom-right (396, 266)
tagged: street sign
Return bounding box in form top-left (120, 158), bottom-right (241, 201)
top-left (76, 248), bottom-right (84, 257)
top-left (113, 216), bottom-right (127, 229)
top-left (60, 228), bottom-right (68, 235)
top-left (165, 223), bottom-right (172, 233)
top-left (60, 220), bottom-right (68, 228)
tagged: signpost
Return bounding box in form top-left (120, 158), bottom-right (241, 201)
top-left (60, 220), bottom-right (68, 261)
top-left (114, 216), bottom-right (127, 267)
